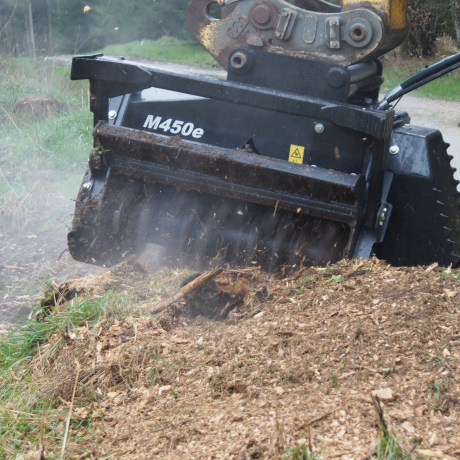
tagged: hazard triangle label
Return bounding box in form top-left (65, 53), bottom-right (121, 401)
top-left (288, 144), bottom-right (305, 164)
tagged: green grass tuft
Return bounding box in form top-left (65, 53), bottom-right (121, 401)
top-left (99, 36), bottom-right (219, 68)
top-left (382, 37), bottom-right (460, 100)
top-left (373, 433), bottom-right (416, 459)
top-left (0, 58), bottom-right (93, 233)
top-left (0, 291), bottom-right (136, 458)
top-left (382, 59), bottom-right (460, 100)
top-left (283, 444), bottom-right (322, 460)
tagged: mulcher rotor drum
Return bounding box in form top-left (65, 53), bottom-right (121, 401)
top-left (131, 183), bottom-right (350, 270)
top-left (68, 0), bottom-right (460, 271)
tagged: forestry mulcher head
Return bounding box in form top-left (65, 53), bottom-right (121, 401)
top-left (69, 0), bottom-right (460, 271)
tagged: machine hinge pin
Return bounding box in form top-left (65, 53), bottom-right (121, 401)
top-left (109, 110), bottom-right (117, 120)
top-left (389, 145), bottom-right (399, 155)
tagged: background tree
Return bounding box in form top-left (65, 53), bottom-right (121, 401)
top-left (452, 0), bottom-right (460, 46)
top-left (90, 0), bottom-right (191, 47)
top-left (0, 0), bottom-right (459, 58)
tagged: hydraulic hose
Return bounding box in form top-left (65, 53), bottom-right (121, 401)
top-left (377, 52), bottom-right (460, 110)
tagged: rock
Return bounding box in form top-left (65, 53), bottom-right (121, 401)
top-left (372, 388), bottom-right (395, 401)
top-left (274, 386), bottom-right (285, 395)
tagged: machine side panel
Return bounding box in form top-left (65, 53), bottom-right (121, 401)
top-left (375, 126), bottom-right (459, 266)
top-left (120, 89), bottom-right (368, 175)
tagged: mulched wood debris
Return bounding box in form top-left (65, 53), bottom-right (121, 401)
top-left (24, 258), bottom-right (460, 459)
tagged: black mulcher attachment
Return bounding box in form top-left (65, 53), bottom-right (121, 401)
top-left (68, 0), bottom-right (460, 271)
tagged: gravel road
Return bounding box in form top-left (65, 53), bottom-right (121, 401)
top-left (397, 96), bottom-right (460, 175)
top-left (2, 57), bottom-right (460, 327)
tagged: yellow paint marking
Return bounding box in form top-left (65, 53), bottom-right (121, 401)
top-left (289, 145), bottom-right (305, 164)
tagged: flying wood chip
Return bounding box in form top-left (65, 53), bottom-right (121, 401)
top-left (83, 5), bottom-right (91, 13)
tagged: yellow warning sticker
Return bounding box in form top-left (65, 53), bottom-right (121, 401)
top-left (288, 145), bottom-right (305, 164)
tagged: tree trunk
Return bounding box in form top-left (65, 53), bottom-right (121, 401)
top-left (46, 0), bottom-right (53, 55)
top-left (24, 12), bottom-right (32, 57)
top-left (28, 0), bottom-right (36, 60)
top-left (452, 0), bottom-right (460, 46)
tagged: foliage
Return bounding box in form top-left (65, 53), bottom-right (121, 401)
top-left (99, 37), bottom-right (218, 68)
top-left (0, 0), bottom-right (193, 57)
top-left (382, 44), bottom-right (460, 100)
top-left (0, 58), bottom-right (92, 232)
top-left (0, 0), bottom-right (458, 57)
top-left (405, 0), bottom-right (455, 57)
top-left (91, 0), bottom-right (192, 48)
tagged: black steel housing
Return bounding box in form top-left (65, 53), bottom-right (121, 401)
top-left (68, 55), bottom-right (460, 269)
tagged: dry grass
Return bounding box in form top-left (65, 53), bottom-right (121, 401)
top-left (3, 257), bottom-right (460, 459)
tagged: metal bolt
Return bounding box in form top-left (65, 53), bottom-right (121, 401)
top-left (350, 24), bottom-right (366, 42)
top-left (282, 11), bottom-right (288, 17)
top-left (108, 110), bottom-right (117, 120)
top-left (83, 182), bottom-right (93, 191)
top-left (230, 52), bottom-right (248, 69)
top-left (252, 4), bottom-right (271, 25)
top-left (389, 145), bottom-right (400, 155)
top-left (315, 123), bottom-right (325, 134)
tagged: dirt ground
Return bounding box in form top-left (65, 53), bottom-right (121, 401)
top-left (18, 257), bottom-right (460, 459)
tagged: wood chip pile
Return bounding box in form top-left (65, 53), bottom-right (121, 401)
top-left (24, 258), bottom-right (460, 459)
